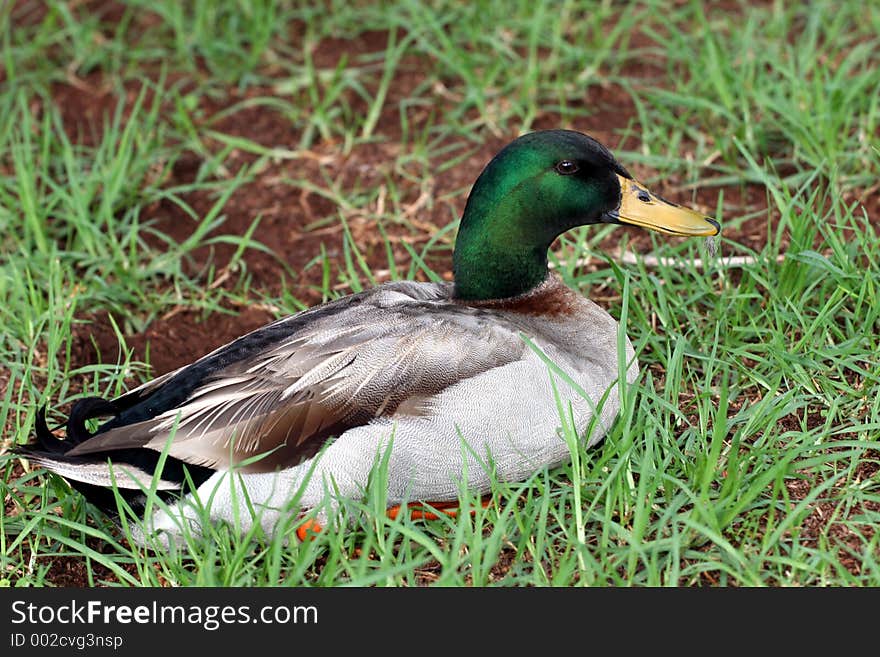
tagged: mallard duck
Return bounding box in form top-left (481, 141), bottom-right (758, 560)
top-left (18, 130), bottom-right (719, 546)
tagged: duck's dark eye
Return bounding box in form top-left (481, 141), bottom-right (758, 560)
top-left (555, 160), bottom-right (579, 175)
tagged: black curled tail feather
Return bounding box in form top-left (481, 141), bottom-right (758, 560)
top-left (30, 397), bottom-right (119, 455)
top-left (19, 395), bottom-right (216, 517)
top-left (66, 397), bottom-right (120, 444)
top-left (33, 405), bottom-right (76, 455)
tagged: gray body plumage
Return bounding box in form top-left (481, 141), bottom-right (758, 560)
top-left (29, 275), bottom-right (637, 546)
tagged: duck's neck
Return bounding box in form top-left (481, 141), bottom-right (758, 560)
top-left (452, 158), bottom-right (555, 301)
top-left (452, 216), bottom-right (552, 301)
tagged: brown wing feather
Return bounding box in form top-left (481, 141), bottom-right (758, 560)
top-left (66, 282), bottom-right (527, 472)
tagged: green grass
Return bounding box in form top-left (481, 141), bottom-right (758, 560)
top-left (1, 0), bottom-right (879, 586)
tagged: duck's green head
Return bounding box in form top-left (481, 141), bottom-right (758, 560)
top-left (453, 129), bottom-right (721, 301)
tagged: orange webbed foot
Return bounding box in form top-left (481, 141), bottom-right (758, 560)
top-left (295, 497), bottom-right (492, 541)
top-left (295, 518), bottom-right (323, 542)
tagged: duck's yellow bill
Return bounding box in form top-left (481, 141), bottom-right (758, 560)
top-left (611, 174), bottom-right (720, 236)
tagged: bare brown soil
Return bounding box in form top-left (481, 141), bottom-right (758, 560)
top-left (787, 450), bottom-right (880, 576)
